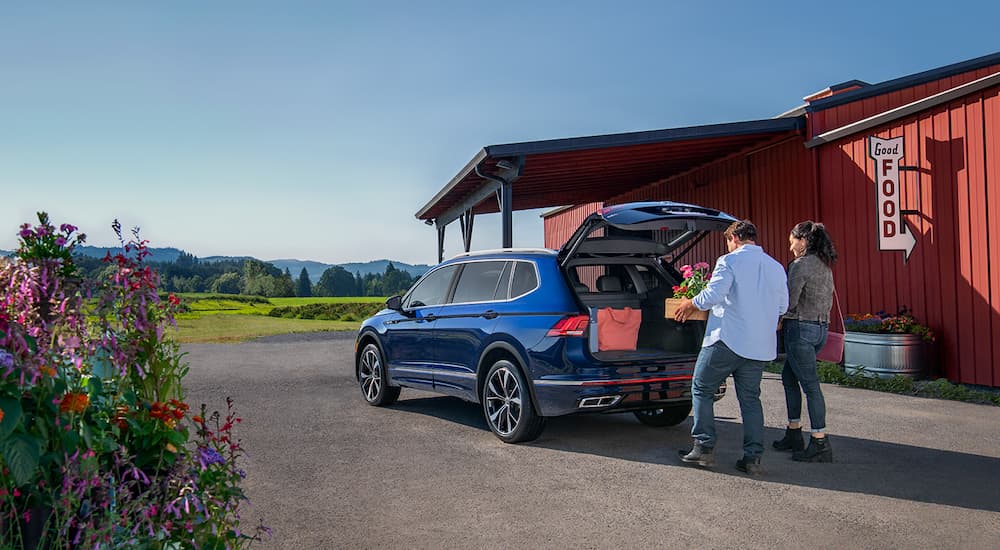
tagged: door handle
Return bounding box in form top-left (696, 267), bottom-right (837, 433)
top-left (482, 310), bottom-right (499, 320)
top-left (424, 314), bottom-right (437, 321)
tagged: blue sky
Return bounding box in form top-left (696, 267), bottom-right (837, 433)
top-left (2, 1), bottom-right (997, 265)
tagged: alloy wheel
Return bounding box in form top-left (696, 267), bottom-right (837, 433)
top-left (484, 366), bottom-right (522, 436)
top-left (359, 346), bottom-right (383, 402)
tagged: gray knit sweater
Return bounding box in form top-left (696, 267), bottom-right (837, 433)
top-left (784, 253), bottom-right (834, 322)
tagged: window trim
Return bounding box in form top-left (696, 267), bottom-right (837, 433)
top-left (419, 258), bottom-right (541, 307)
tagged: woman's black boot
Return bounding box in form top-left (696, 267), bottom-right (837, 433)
top-left (772, 427), bottom-right (804, 452)
top-left (793, 436), bottom-right (834, 462)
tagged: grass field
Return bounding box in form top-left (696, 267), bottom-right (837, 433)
top-left (171, 294), bottom-right (382, 343)
top-left (173, 314), bottom-right (357, 343)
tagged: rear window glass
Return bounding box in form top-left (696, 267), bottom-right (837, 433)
top-left (452, 261), bottom-right (507, 304)
top-left (510, 262), bottom-right (538, 298)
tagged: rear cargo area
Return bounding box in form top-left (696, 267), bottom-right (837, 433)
top-left (574, 273), bottom-right (706, 360)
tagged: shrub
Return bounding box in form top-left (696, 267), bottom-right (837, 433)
top-left (0, 213), bottom-right (268, 548)
top-left (772, 359), bottom-right (1000, 406)
top-left (267, 302), bottom-right (382, 321)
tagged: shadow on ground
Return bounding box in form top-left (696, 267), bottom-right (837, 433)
top-left (389, 395), bottom-right (1000, 513)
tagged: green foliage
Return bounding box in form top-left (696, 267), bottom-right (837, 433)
top-left (296, 267), bottom-right (312, 297)
top-left (314, 265), bottom-right (357, 297)
top-left (1, 214), bottom-right (268, 548)
top-left (212, 272), bottom-right (242, 294)
top-left (267, 302), bottom-right (383, 321)
top-left (770, 361), bottom-right (1000, 406)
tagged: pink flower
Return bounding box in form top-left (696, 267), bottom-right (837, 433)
top-left (694, 262), bottom-right (710, 270)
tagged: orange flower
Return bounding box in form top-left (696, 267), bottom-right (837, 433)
top-left (192, 415), bottom-right (204, 424)
top-left (59, 393), bottom-right (89, 414)
top-left (39, 365), bottom-right (56, 377)
top-left (0, 407), bottom-right (5, 423)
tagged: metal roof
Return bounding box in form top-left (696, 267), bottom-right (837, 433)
top-left (806, 51), bottom-right (1000, 113)
top-left (415, 117), bottom-right (805, 222)
top-left (806, 70), bottom-right (1000, 148)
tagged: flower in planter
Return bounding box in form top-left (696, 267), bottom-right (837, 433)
top-left (844, 307), bottom-right (935, 342)
top-left (672, 262), bottom-right (711, 299)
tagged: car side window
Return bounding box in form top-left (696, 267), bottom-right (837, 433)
top-left (510, 261), bottom-right (538, 298)
top-left (403, 265), bottom-right (459, 308)
top-left (492, 261), bottom-right (513, 300)
top-left (451, 261), bottom-right (507, 304)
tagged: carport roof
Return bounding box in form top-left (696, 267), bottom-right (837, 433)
top-left (415, 117), bottom-right (805, 223)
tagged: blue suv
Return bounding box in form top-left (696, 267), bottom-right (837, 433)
top-left (355, 201), bottom-right (736, 442)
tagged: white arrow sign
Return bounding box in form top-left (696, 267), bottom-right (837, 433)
top-left (869, 136), bottom-right (916, 262)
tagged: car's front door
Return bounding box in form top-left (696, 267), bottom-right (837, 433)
top-left (383, 264), bottom-right (459, 389)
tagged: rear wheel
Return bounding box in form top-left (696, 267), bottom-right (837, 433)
top-left (359, 343), bottom-right (400, 406)
top-left (633, 402), bottom-right (692, 427)
top-left (481, 359), bottom-right (545, 443)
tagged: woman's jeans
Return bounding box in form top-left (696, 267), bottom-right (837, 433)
top-left (781, 319), bottom-right (828, 432)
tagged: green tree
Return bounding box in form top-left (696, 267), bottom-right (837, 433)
top-left (314, 266), bottom-right (356, 297)
top-left (296, 268), bottom-right (312, 297)
top-left (212, 271), bottom-right (242, 294)
top-left (381, 262), bottom-right (414, 296)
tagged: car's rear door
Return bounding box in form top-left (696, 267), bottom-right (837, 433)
top-left (431, 260), bottom-right (510, 399)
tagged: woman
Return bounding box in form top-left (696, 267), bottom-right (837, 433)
top-left (773, 221), bottom-right (837, 462)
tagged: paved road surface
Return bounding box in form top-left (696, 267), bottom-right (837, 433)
top-left (182, 332), bottom-right (1000, 549)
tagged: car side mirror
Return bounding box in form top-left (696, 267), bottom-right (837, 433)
top-left (385, 295), bottom-right (403, 311)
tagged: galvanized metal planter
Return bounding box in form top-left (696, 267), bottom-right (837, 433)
top-left (843, 331), bottom-right (929, 379)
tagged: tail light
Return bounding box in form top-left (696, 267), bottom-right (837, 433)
top-left (547, 315), bottom-right (589, 337)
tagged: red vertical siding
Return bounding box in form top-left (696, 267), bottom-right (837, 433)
top-left (985, 88), bottom-right (1000, 387)
top-left (542, 202), bottom-right (601, 249)
top-left (816, 85), bottom-right (1000, 385)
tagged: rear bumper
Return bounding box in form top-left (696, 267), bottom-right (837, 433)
top-left (533, 374), bottom-right (694, 416)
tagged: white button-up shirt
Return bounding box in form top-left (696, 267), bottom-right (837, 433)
top-left (692, 244), bottom-right (789, 361)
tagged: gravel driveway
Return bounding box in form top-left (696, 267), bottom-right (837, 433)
top-left (182, 332), bottom-right (1000, 549)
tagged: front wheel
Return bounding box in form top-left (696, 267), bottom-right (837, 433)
top-left (633, 402), bottom-right (692, 427)
top-left (481, 359), bottom-right (545, 443)
top-left (358, 343), bottom-right (400, 406)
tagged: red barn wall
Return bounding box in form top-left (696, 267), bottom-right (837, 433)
top-left (817, 84), bottom-right (1000, 386)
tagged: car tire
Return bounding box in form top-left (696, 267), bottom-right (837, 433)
top-left (359, 342), bottom-right (400, 406)
top-left (633, 402), bottom-right (692, 427)
top-left (481, 359), bottom-right (545, 443)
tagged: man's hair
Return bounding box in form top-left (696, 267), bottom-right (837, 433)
top-left (724, 220), bottom-right (758, 242)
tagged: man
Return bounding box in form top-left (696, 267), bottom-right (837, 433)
top-left (673, 220), bottom-right (788, 475)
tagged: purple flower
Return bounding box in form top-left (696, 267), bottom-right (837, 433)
top-left (0, 350), bottom-right (13, 369)
top-left (197, 446), bottom-right (226, 469)
top-left (19, 229), bottom-right (34, 238)
top-left (60, 223), bottom-right (77, 233)
top-left (55, 237), bottom-right (67, 247)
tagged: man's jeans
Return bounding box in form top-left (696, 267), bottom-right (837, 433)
top-left (690, 340), bottom-right (766, 458)
top-left (781, 319), bottom-right (828, 431)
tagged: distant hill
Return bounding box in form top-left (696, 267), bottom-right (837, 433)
top-left (268, 259), bottom-right (431, 283)
top-left (2, 245), bottom-right (429, 283)
top-left (74, 245), bottom-right (187, 263)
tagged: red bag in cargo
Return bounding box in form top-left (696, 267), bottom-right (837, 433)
top-left (597, 307), bottom-right (642, 351)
